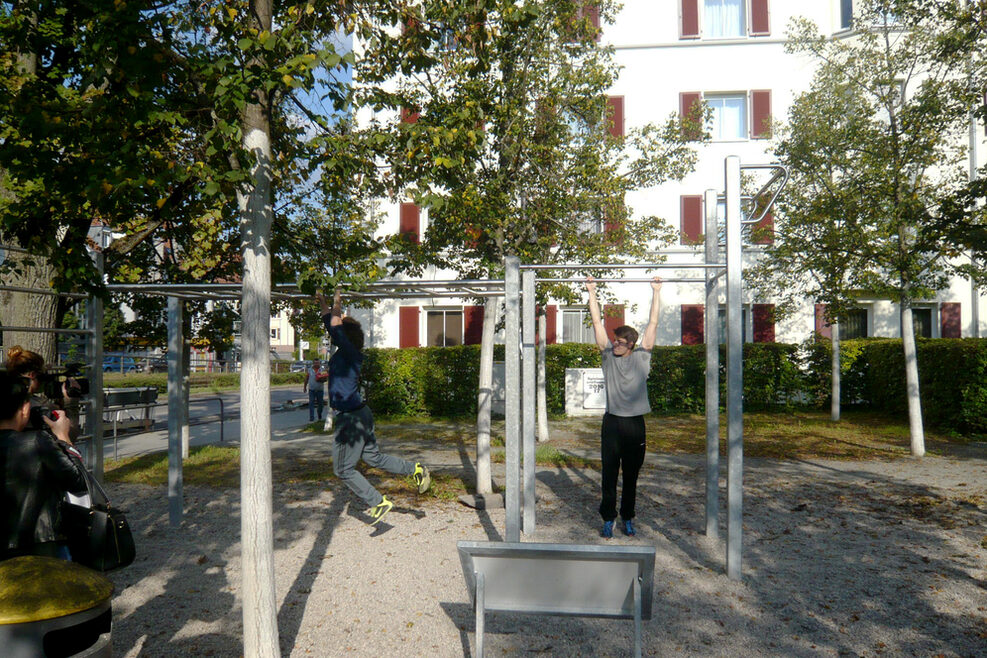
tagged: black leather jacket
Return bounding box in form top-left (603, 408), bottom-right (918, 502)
top-left (1, 428), bottom-right (88, 557)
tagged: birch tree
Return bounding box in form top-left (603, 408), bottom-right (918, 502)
top-left (766, 1), bottom-right (978, 455)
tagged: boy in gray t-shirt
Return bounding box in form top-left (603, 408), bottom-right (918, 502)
top-left (586, 276), bottom-right (662, 538)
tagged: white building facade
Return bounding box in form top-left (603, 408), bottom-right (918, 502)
top-left (354, 0), bottom-right (987, 349)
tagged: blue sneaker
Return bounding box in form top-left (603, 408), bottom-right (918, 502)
top-left (601, 520), bottom-right (614, 538)
top-left (622, 520), bottom-right (636, 536)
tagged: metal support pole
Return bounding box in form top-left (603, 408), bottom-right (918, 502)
top-left (504, 256), bottom-right (521, 542)
top-left (475, 571), bottom-right (485, 658)
top-left (167, 296), bottom-right (185, 526)
top-left (86, 253), bottom-right (104, 481)
top-left (522, 268), bottom-right (536, 535)
top-left (724, 156), bottom-right (744, 580)
top-left (703, 189), bottom-right (720, 541)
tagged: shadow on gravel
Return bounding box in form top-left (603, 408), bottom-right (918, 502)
top-left (516, 458), bottom-right (987, 657)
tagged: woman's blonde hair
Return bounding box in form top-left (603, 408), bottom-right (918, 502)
top-left (5, 345), bottom-right (45, 376)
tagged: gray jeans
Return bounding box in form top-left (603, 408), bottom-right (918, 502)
top-left (332, 405), bottom-right (414, 508)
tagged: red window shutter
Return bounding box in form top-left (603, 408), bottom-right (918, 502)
top-left (399, 202), bottom-right (420, 243)
top-left (814, 303), bottom-right (832, 339)
top-left (754, 211), bottom-right (774, 245)
top-left (940, 302), bottom-right (961, 338)
top-left (680, 0), bottom-right (699, 38)
top-left (400, 106), bottom-right (419, 124)
top-left (464, 305), bottom-right (484, 345)
top-left (750, 0), bottom-right (770, 36)
top-left (583, 2), bottom-right (601, 40)
top-left (399, 306), bottom-right (420, 348)
top-left (681, 304), bottom-right (704, 345)
top-left (753, 304), bottom-right (775, 343)
top-left (750, 90), bottom-right (771, 139)
top-left (603, 304), bottom-right (624, 342)
top-left (679, 91), bottom-right (702, 140)
top-left (607, 96), bottom-right (624, 138)
top-left (680, 195), bottom-right (703, 245)
top-left (545, 305), bottom-right (557, 345)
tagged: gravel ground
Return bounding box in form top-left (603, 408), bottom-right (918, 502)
top-left (103, 440), bottom-right (987, 657)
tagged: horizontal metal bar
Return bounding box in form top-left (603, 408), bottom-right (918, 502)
top-left (520, 263), bottom-right (725, 271)
top-left (539, 277), bottom-right (708, 284)
top-left (0, 244), bottom-right (34, 255)
top-left (0, 285), bottom-right (87, 299)
top-left (0, 326), bottom-right (94, 335)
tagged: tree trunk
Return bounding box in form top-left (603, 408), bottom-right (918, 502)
top-left (900, 301), bottom-right (925, 457)
top-left (475, 296), bottom-right (499, 495)
top-left (238, 0), bottom-right (279, 653)
top-left (536, 310), bottom-right (549, 442)
top-left (1, 251), bottom-right (59, 363)
top-left (830, 321), bottom-right (841, 422)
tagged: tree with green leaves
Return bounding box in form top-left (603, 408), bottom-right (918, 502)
top-left (356, 0), bottom-right (704, 491)
top-left (758, 0), bottom-right (980, 455)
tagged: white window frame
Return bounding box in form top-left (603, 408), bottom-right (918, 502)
top-left (270, 328), bottom-right (281, 341)
top-left (838, 306), bottom-right (871, 340)
top-left (717, 305), bottom-right (751, 344)
top-left (702, 0), bottom-right (747, 39)
top-left (425, 307), bottom-right (464, 347)
top-left (560, 307), bottom-right (596, 344)
top-left (705, 93), bottom-right (748, 142)
top-left (910, 304), bottom-right (937, 339)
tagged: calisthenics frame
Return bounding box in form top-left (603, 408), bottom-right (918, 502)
top-left (503, 156), bottom-right (784, 581)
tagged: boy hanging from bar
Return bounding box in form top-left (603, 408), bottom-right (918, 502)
top-left (316, 289), bottom-right (432, 525)
top-left (585, 276), bottom-right (662, 538)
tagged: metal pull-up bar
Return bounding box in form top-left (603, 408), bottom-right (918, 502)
top-left (520, 262), bottom-right (725, 271)
top-left (537, 277), bottom-right (709, 284)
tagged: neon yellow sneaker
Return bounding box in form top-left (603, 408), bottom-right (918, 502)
top-left (369, 495), bottom-right (393, 525)
top-left (413, 463), bottom-right (431, 494)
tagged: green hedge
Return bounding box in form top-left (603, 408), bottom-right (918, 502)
top-left (104, 339), bottom-right (987, 433)
top-left (102, 371), bottom-right (304, 394)
top-left (803, 338), bottom-right (987, 434)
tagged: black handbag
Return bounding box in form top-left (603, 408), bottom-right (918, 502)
top-left (61, 466), bottom-right (136, 571)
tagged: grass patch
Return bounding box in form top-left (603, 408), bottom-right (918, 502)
top-left (104, 444), bottom-right (467, 501)
top-left (491, 444), bottom-right (599, 469)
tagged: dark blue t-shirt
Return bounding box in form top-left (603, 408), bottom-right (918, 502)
top-left (322, 313), bottom-right (364, 412)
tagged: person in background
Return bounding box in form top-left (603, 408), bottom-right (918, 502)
top-left (585, 276), bottom-right (662, 539)
top-left (316, 288), bottom-right (432, 526)
top-left (1, 371), bottom-right (88, 560)
top-left (303, 358), bottom-right (328, 422)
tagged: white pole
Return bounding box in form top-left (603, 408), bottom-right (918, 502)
top-left (504, 256), bottom-right (521, 542)
top-left (703, 189), bottom-right (720, 540)
top-left (522, 268), bottom-right (536, 535)
top-left (725, 156), bottom-right (744, 580)
top-left (166, 296), bottom-right (185, 526)
top-left (87, 252), bottom-right (105, 481)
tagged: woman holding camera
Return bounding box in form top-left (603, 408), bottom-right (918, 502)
top-left (5, 345), bottom-right (81, 437)
top-left (0, 371), bottom-right (88, 560)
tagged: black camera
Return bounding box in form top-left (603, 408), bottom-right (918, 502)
top-left (28, 405), bottom-right (59, 429)
top-left (37, 363), bottom-right (90, 401)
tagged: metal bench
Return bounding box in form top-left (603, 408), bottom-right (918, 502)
top-left (457, 541), bottom-right (656, 658)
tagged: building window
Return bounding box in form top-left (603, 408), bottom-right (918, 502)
top-left (718, 307), bottom-right (749, 343)
top-left (426, 309), bottom-right (463, 346)
top-left (840, 0), bottom-right (853, 30)
top-left (912, 307), bottom-right (932, 338)
top-left (704, 0), bottom-right (745, 38)
top-left (562, 309), bottom-right (595, 344)
top-left (706, 94), bottom-right (747, 141)
top-left (839, 309), bottom-right (868, 339)
top-left (271, 328), bottom-right (281, 341)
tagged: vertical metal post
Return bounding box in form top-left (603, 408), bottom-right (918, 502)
top-left (167, 296), bottom-right (185, 526)
top-left (703, 189), bottom-right (720, 540)
top-left (504, 256), bottom-right (521, 542)
top-left (724, 156), bottom-right (743, 580)
top-left (181, 319), bottom-right (191, 459)
top-left (475, 571), bottom-right (486, 658)
top-left (86, 252), bottom-right (104, 481)
top-left (633, 576), bottom-right (643, 658)
top-left (522, 268), bottom-right (536, 535)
